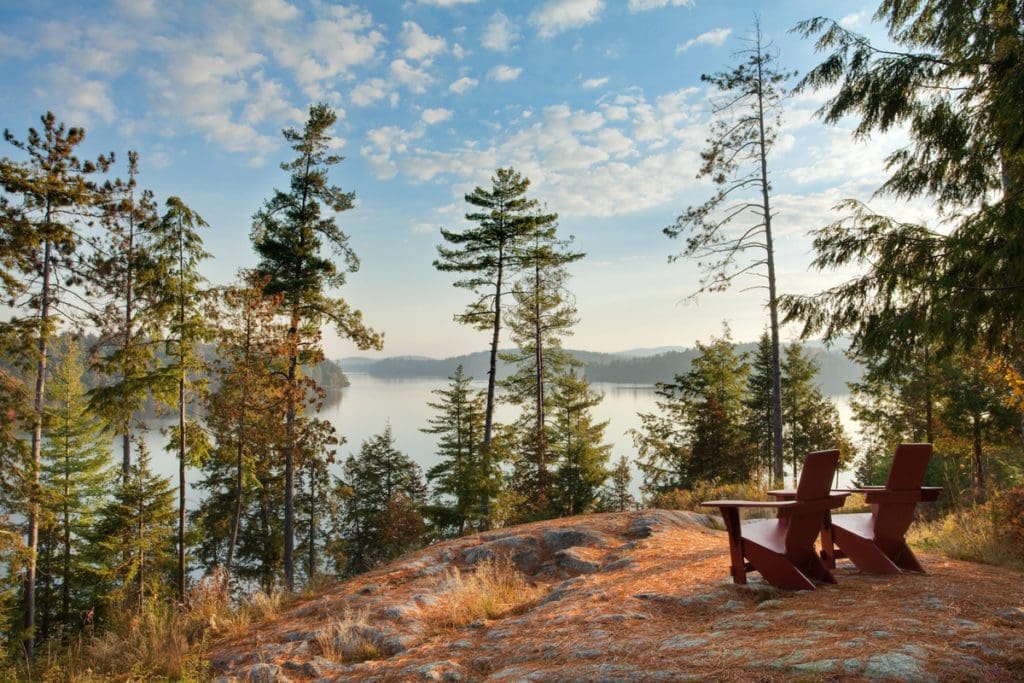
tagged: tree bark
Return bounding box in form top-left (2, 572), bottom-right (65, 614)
top-left (481, 243), bottom-right (504, 528)
top-left (24, 233), bottom-right (52, 659)
top-left (753, 33), bottom-right (785, 487)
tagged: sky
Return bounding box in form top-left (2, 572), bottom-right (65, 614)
top-left (0, 0), bottom-right (936, 359)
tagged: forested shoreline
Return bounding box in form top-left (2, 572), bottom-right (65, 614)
top-left (1, 1), bottom-right (1022, 679)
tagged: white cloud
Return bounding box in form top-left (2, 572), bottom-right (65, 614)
top-left (530, 0), bottom-right (605, 39)
top-left (628, 0), bottom-right (693, 10)
top-left (248, 0), bottom-right (300, 23)
top-left (489, 65), bottom-right (522, 82)
top-left (422, 107), bottom-right (453, 125)
top-left (350, 78), bottom-right (392, 106)
top-left (582, 76), bottom-right (609, 89)
top-left (64, 78), bottom-right (118, 124)
top-left (482, 11), bottom-right (520, 51)
top-left (418, 0), bottom-right (478, 5)
top-left (839, 12), bottom-right (866, 28)
top-left (449, 76), bottom-right (479, 94)
top-left (360, 125), bottom-right (425, 179)
top-left (400, 21), bottom-right (447, 62)
top-left (676, 27), bottom-right (732, 53)
top-left (265, 5), bottom-right (385, 95)
top-left (391, 58), bottom-right (432, 93)
top-left (452, 42), bottom-right (466, 59)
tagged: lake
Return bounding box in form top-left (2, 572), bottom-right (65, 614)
top-left (138, 372), bottom-right (858, 504)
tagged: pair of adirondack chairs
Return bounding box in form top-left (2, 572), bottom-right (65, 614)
top-left (702, 444), bottom-right (940, 590)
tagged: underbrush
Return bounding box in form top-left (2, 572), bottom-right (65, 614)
top-left (15, 568), bottom-right (286, 681)
top-left (425, 557), bottom-right (544, 629)
top-left (909, 486), bottom-right (1024, 571)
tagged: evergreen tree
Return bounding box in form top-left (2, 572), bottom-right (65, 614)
top-left (501, 226), bottom-right (583, 518)
top-left (38, 339), bottom-right (111, 639)
top-left (252, 103), bottom-right (382, 591)
top-left (597, 455), bottom-right (636, 513)
top-left (340, 426), bottom-right (426, 575)
top-left (780, 343), bottom-right (851, 484)
top-left (664, 22), bottom-right (794, 484)
top-left (549, 373), bottom-right (612, 517)
top-left (87, 151), bottom-right (162, 480)
top-left (434, 168), bottom-right (554, 525)
top-left (194, 275), bottom-right (288, 583)
top-left (742, 333), bottom-right (775, 485)
top-left (634, 329), bottom-right (752, 493)
top-left (89, 440), bottom-right (176, 615)
top-left (150, 196), bottom-right (210, 602)
top-left (0, 112), bottom-right (110, 656)
top-left (295, 416), bottom-right (339, 583)
top-left (421, 366), bottom-right (488, 537)
top-left (786, 2), bottom-right (1024, 383)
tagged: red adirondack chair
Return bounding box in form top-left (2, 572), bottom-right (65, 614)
top-left (822, 443), bottom-right (941, 573)
top-left (701, 450), bottom-right (848, 591)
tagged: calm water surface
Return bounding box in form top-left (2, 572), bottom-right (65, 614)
top-left (136, 373), bottom-right (858, 502)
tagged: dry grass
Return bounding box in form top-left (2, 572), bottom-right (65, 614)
top-left (425, 557), bottom-right (544, 629)
top-left (312, 609), bottom-right (385, 663)
top-left (18, 569), bottom-right (287, 682)
top-left (909, 501), bottom-right (1024, 570)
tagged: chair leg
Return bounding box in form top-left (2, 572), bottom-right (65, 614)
top-left (886, 540), bottom-right (926, 573)
top-left (720, 508), bottom-right (747, 584)
top-left (745, 543), bottom-right (816, 591)
top-left (820, 513), bottom-right (837, 569)
top-left (833, 526), bottom-right (901, 574)
top-left (799, 550), bottom-right (837, 584)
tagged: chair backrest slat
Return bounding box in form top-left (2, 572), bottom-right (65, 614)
top-left (795, 449), bottom-right (840, 501)
top-left (884, 443), bottom-right (932, 490)
top-left (875, 443), bottom-right (933, 539)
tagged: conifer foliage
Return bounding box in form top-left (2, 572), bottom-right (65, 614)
top-left (252, 102), bottom-right (382, 591)
top-left (435, 168), bottom-right (553, 525)
top-left (665, 22), bottom-right (794, 485)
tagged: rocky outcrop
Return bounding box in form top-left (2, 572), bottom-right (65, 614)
top-left (208, 510), bottom-right (1024, 681)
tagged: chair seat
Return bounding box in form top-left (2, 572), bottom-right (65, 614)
top-left (831, 512), bottom-right (875, 541)
top-left (742, 518), bottom-right (787, 555)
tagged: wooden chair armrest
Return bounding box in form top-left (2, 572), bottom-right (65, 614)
top-left (862, 489), bottom-right (938, 504)
top-left (702, 493), bottom-right (848, 514)
top-left (701, 500), bottom-right (797, 509)
top-left (767, 489), bottom-right (797, 500)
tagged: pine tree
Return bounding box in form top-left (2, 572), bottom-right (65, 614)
top-left (38, 338), bottom-right (111, 638)
top-left (742, 333), bottom-right (775, 485)
top-left (252, 103), bottom-right (382, 591)
top-left (780, 343), bottom-right (851, 484)
top-left (597, 455), bottom-right (636, 513)
top-left (340, 426), bottom-right (426, 575)
top-left (786, 2), bottom-right (1024, 380)
top-left (194, 275), bottom-right (288, 583)
top-left (664, 22), bottom-right (794, 485)
top-left (421, 366), bottom-right (488, 537)
top-left (90, 440), bottom-right (176, 614)
top-left (434, 168), bottom-right (554, 525)
top-left (0, 112), bottom-right (110, 656)
top-left (149, 196), bottom-right (210, 602)
top-left (87, 151), bottom-right (162, 480)
top-left (502, 226), bottom-right (583, 518)
top-left (295, 416), bottom-right (339, 583)
top-left (549, 372), bottom-right (612, 517)
top-left (635, 329), bottom-right (752, 493)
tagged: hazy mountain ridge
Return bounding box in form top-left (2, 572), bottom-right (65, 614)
top-left (339, 343), bottom-right (862, 395)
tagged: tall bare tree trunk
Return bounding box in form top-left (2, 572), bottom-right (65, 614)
top-left (754, 33), bottom-right (785, 486)
top-left (25, 232), bottom-right (52, 659)
top-left (481, 245), bottom-right (504, 528)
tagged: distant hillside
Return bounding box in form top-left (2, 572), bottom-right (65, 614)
top-left (339, 343), bottom-right (862, 395)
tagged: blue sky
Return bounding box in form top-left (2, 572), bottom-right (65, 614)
top-left (0, 0), bottom-right (933, 358)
